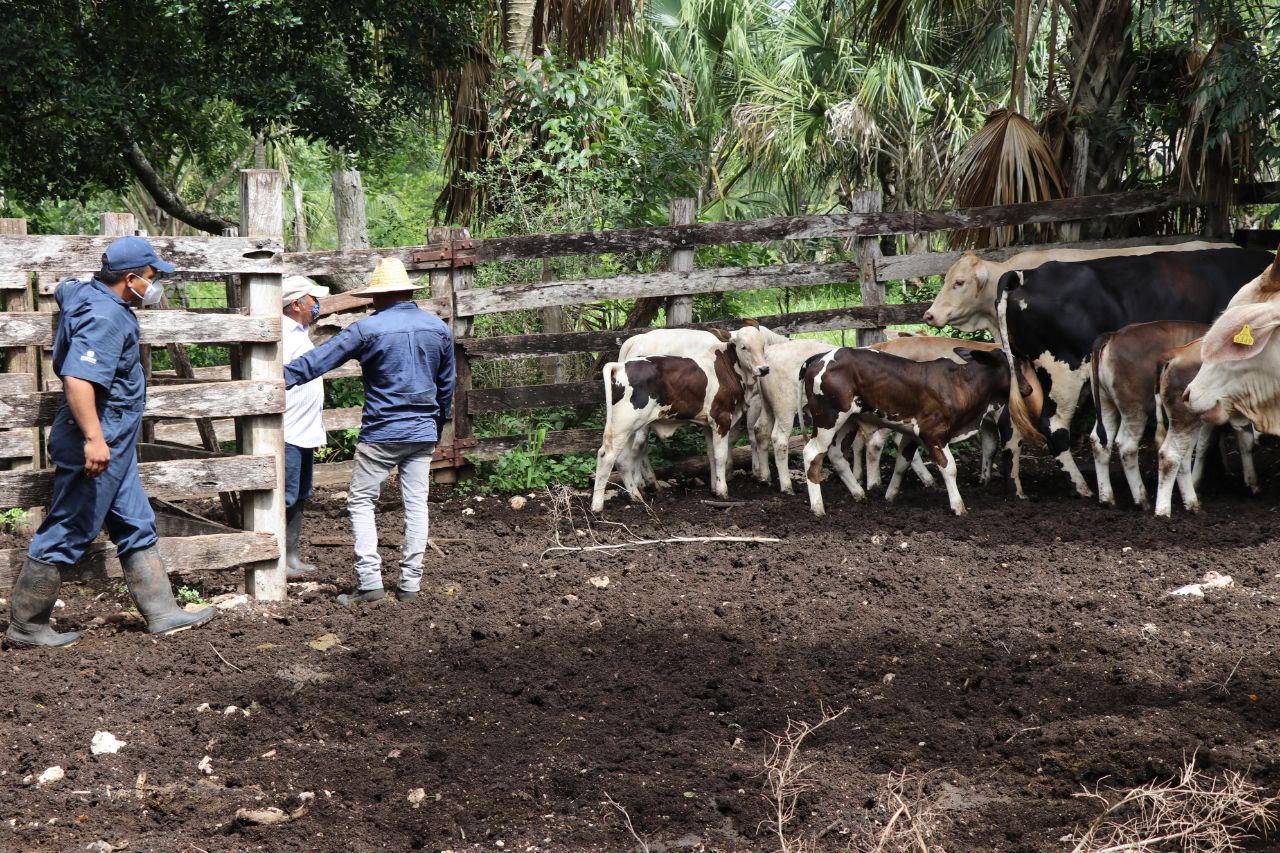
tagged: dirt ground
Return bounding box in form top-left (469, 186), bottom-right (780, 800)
top-left (2, 446), bottom-right (1280, 852)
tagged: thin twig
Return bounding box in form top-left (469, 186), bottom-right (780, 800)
top-left (1218, 654), bottom-right (1246, 693)
top-left (427, 540), bottom-right (447, 559)
top-left (701, 499), bottom-right (748, 508)
top-left (208, 642), bottom-right (243, 673)
top-left (542, 536), bottom-right (780, 558)
top-left (1005, 726), bottom-right (1041, 744)
top-left (604, 792), bottom-right (650, 853)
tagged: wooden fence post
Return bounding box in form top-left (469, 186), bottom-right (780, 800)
top-left (237, 170), bottom-right (287, 601)
top-left (425, 226), bottom-right (460, 484)
top-left (0, 218), bottom-right (41, 532)
top-left (331, 170), bottom-right (369, 293)
top-left (665, 198), bottom-right (696, 326)
top-left (449, 227), bottom-right (475, 447)
top-left (539, 259), bottom-right (566, 383)
top-left (852, 190), bottom-right (887, 346)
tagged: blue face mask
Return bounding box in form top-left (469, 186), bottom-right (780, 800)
top-left (310, 301), bottom-right (320, 322)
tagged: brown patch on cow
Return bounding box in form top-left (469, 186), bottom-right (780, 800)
top-left (623, 356), bottom-right (708, 420)
top-left (710, 346), bottom-right (745, 436)
top-left (608, 365), bottom-right (626, 405)
top-left (1261, 252), bottom-right (1280, 294)
top-left (740, 318), bottom-right (760, 328)
top-left (709, 327), bottom-right (732, 343)
top-left (1091, 320), bottom-right (1209, 444)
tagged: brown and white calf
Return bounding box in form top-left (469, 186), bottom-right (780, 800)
top-left (800, 347), bottom-right (1023, 516)
top-left (1088, 321), bottom-right (1208, 509)
top-left (1153, 340), bottom-right (1259, 517)
top-left (592, 344), bottom-right (746, 512)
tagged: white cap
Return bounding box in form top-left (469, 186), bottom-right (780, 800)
top-left (282, 275), bottom-right (330, 305)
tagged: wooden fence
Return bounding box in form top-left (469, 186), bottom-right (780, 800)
top-left (2, 179), bottom-right (1270, 598)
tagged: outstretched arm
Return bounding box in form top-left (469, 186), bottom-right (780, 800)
top-left (436, 328), bottom-right (456, 421)
top-left (285, 326), bottom-right (363, 388)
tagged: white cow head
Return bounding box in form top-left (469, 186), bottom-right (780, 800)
top-left (726, 320), bottom-right (786, 380)
top-left (1186, 301), bottom-right (1280, 433)
top-left (924, 252), bottom-right (993, 332)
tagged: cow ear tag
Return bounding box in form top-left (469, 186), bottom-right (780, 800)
top-left (1234, 324), bottom-right (1255, 346)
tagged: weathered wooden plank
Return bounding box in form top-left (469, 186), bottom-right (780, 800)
top-left (458, 303), bottom-right (930, 361)
top-left (0, 311), bottom-right (279, 347)
top-left (475, 189), bottom-right (1196, 260)
top-left (0, 431), bottom-right (34, 459)
top-left (467, 381), bottom-right (601, 413)
top-left (0, 379), bottom-right (283, 429)
top-left (152, 405), bottom-right (362, 446)
top-left (0, 373), bottom-right (35, 394)
top-left (151, 360), bottom-right (361, 382)
top-left (0, 454), bottom-right (277, 506)
top-left (464, 428), bottom-right (602, 461)
top-left (285, 246), bottom-right (454, 277)
top-left (138, 442), bottom-right (227, 462)
top-left (457, 262), bottom-right (862, 316)
top-left (312, 460), bottom-right (356, 489)
top-left (0, 235), bottom-right (283, 275)
top-left (874, 234), bottom-right (1222, 282)
top-left (0, 532), bottom-right (279, 592)
top-left (314, 296), bottom-right (452, 335)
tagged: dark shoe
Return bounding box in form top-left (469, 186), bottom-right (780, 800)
top-left (121, 546), bottom-right (215, 635)
top-left (4, 555), bottom-right (79, 648)
top-left (395, 588), bottom-right (418, 602)
top-left (285, 502), bottom-right (317, 580)
top-left (336, 587), bottom-right (386, 606)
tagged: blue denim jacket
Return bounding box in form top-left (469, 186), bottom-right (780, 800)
top-left (284, 301), bottom-right (456, 444)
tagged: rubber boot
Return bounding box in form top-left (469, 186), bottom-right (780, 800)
top-left (395, 588), bottom-right (418, 602)
top-left (336, 587), bottom-right (385, 606)
top-left (120, 546), bottom-right (215, 635)
top-left (285, 501), bottom-right (317, 580)
top-left (4, 555), bottom-right (79, 648)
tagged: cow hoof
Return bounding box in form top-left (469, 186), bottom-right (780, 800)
top-left (1098, 497), bottom-right (1116, 509)
top-left (1250, 486), bottom-right (1263, 496)
top-left (1186, 503), bottom-right (1202, 514)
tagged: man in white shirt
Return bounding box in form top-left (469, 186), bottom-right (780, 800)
top-left (281, 275), bottom-right (330, 580)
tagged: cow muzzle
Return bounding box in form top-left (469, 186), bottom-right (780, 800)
top-left (756, 365), bottom-right (770, 377)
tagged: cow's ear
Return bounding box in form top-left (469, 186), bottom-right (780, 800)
top-left (1203, 305), bottom-right (1280, 364)
top-left (952, 347), bottom-right (976, 363)
top-left (1260, 253), bottom-right (1280, 294)
top-left (740, 318), bottom-right (760, 328)
top-left (957, 347), bottom-right (1005, 369)
top-left (710, 327), bottom-right (732, 342)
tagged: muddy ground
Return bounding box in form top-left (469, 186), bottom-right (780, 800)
top-left (2, 446), bottom-right (1279, 852)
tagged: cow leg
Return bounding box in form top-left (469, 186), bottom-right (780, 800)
top-left (1177, 429), bottom-right (1203, 513)
top-left (771, 416), bottom-right (797, 494)
top-left (934, 444), bottom-right (966, 516)
top-left (905, 436), bottom-right (937, 489)
top-left (997, 410), bottom-right (1027, 500)
top-left (826, 422), bottom-right (866, 503)
top-left (707, 428), bottom-right (732, 499)
top-left (592, 433), bottom-right (625, 513)
top-left (1090, 399), bottom-right (1121, 508)
top-left (1190, 424), bottom-right (1214, 488)
top-left (746, 391), bottom-right (770, 483)
top-left (850, 429), bottom-right (866, 487)
top-left (1036, 363), bottom-right (1092, 498)
top-left (1115, 414), bottom-right (1149, 510)
top-left (864, 428), bottom-right (889, 490)
top-left (803, 413), bottom-right (858, 517)
top-left (883, 439), bottom-right (917, 504)
top-left (979, 417), bottom-right (998, 486)
top-left (1235, 424), bottom-right (1261, 495)
top-left (623, 430), bottom-right (649, 500)
top-left (1155, 424), bottom-right (1194, 518)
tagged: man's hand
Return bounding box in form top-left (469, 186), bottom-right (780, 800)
top-left (83, 436), bottom-right (110, 477)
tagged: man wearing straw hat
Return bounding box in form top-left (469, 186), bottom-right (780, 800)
top-left (283, 257), bottom-right (454, 604)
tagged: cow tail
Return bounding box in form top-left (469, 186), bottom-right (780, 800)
top-left (601, 361), bottom-right (620, 443)
top-left (1090, 333), bottom-right (1111, 448)
top-left (1153, 360), bottom-right (1169, 447)
top-left (995, 277), bottom-right (1047, 448)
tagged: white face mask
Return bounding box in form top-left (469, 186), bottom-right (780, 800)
top-left (129, 273), bottom-right (165, 307)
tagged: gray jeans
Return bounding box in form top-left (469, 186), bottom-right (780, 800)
top-left (348, 441), bottom-right (436, 593)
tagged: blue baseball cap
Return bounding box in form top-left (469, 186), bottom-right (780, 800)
top-left (101, 235), bottom-right (177, 274)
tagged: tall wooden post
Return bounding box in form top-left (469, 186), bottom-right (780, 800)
top-left (331, 170), bottom-right (369, 293)
top-left (427, 226), bottom-right (459, 485)
top-left (0, 218), bottom-right (40, 531)
top-left (237, 170), bottom-right (288, 600)
top-left (449, 227), bottom-right (475, 445)
top-left (665, 198), bottom-right (696, 326)
top-left (539, 258), bottom-right (566, 383)
top-left (852, 190), bottom-right (887, 346)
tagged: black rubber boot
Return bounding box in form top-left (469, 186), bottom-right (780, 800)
top-left (395, 588), bottom-right (418, 602)
top-left (121, 546), bottom-right (215, 635)
top-left (285, 501), bottom-right (317, 580)
top-left (4, 555), bottom-right (79, 648)
top-left (336, 587), bottom-right (385, 606)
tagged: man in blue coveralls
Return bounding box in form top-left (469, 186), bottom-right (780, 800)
top-left (4, 237), bottom-right (214, 648)
top-left (284, 257), bottom-right (454, 605)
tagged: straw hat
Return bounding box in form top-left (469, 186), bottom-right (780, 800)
top-left (351, 257), bottom-right (416, 297)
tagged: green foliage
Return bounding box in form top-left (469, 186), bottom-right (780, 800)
top-left (325, 378), bottom-right (365, 411)
top-left (175, 585), bottom-right (209, 607)
top-left (462, 424), bottom-right (597, 495)
top-left (0, 0), bottom-right (478, 217)
top-left (0, 508), bottom-right (29, 532)
top-left (315, 428), bottom-right (361, 464)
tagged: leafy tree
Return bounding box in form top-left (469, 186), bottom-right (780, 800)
top-left (1, 0), bottom-right (478, 232)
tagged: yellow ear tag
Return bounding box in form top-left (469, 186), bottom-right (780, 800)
top-left (1234, 324), bottom-right (1255, 346)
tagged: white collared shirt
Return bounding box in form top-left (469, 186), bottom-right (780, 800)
top-left (283, 317), bottom-right (326, 448)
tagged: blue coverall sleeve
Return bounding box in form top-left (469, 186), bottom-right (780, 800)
top-left (58, 313), bottom-right (125, 390)
top-left (435, 326), bottom-right (456, 421)
top-left (284, 325), bottom-right (363, 389)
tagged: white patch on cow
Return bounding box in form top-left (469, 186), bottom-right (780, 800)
top-left (1016, 298), bottom-right (1028, 311)
top-left (1031, 352), bottom-right (1094, 497)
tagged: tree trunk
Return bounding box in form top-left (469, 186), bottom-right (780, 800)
top-left (329, 170), bottom-right (370, 293)
top-left (1064, 0), bottom-right (1137, 204)
top-left (503, 0), bottom-right (537, 60)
